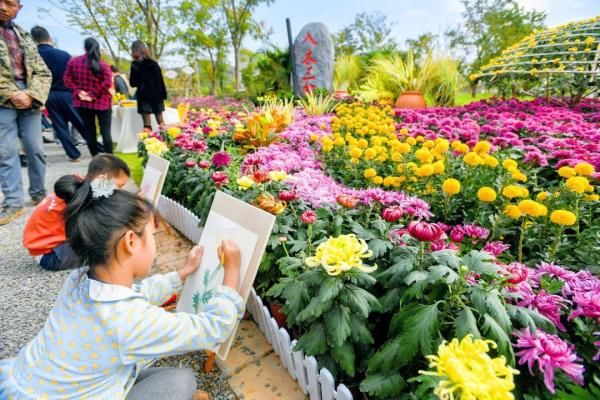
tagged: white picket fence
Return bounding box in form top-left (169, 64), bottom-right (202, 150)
top-left (157, 195), bottom-right (354, 400)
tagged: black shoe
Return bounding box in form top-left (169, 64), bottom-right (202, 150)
top-left (19, 154), bottom-right (27, 168)
top-left (31, 193), bottom-right (46, 205)
top-left (43, 136), bottom-right (55, 144)
top-left (0, 207), bottom-right (25, 226)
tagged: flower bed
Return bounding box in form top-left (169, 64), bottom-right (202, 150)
top-left (140, 98), bottom-right (600, 399)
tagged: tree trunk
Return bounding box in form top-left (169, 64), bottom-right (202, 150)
top-left (470, 82), bottom-right (477, 98)
top-left (234, 45), bottom-right (241, 93)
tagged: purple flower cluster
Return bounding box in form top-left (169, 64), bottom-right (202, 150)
top-left (449, 224), bottom-right (490, 243)
top-left (171, 96), bottom-right (253, 111)
top-left (395, 98), bottom-right (600, 169)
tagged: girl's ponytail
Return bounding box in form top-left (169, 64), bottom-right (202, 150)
top-left (54, 175), bottom-right (83, 204)
top-left (84, 37), bottom-right (102, 76)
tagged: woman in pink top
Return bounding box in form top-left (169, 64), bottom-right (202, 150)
top-left (64, 38), bottom-right (113, 156)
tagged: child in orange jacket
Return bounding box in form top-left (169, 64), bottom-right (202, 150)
top-left (22, 154), bottom-right (130, 270)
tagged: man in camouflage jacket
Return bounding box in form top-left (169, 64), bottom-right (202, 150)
top-left (0, 0), bottom-right (51, 225)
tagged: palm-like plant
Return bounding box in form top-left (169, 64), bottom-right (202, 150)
top-left (333, 54), bottom-right (363, 91)
top-left (298, 91), bottom-right (340, 116)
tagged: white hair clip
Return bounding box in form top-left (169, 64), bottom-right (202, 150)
top-left (90, 175), bottom-right (115, 199)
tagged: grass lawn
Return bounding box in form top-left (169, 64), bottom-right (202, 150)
top-left (115, 152), bottom-right (143, 186)
top-left (455, 91), bottom-right (495, 105)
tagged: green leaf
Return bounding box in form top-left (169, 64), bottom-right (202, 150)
top-left (482, 314), bottom-right (514, 364)
top-left (369, 238), bottom-right (393, 258)
top-left (469, 286), bottom-right (488, 315)
top-left (325, 304), bottom-right (352, 347)
top-left (360, 372), bottom-right (407, 398)
top-left (348, 313), bottom-right (374, 345)
top-left (404, 270), bottom-right (429, 285)
top-left (294, 322), bottom-right (328, 355)
top-left (351, 222), bottom-right (377, 241)
top-left (318, 277), bottom-right (343, 304)
top-left (282, 281), bottom-right (309, 321)
top-left (485, 290), bottom-right (512, 331)
top-left (453, 306), bottom-right (481, 339)
top-left (339, 284), bottom-right (380, 317)
top-left (295, 297), bottom-right (327, 324)
top-left (429, 249), bottom-right (461, 269)
top-left (331, 341), bottom-right (356, 377)
top-left (377, 257), bottom-right (413, 287)
top-left (428, 265), bottom-right (459, 284)
top-left (379, 287), bottom-right (402, 313)
top-left (463, 250), bottom-right (500, 275)
top-left (389, 303), bottom-right (441, 357)
top-left (556, 383), bottom-right (600, 400)
top-left (508, 305), bottom-right (556, 333)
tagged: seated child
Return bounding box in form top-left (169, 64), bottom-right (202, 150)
top-left (22, 154), bottom-right (131, 271)
top-left (1, 175), bottom-right (243, 399)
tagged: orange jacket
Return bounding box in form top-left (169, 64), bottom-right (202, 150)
top-left (22, 193), bottom-right (67, 256)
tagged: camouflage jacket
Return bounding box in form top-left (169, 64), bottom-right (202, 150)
top-left (0, 22), bottom-right (51, 109)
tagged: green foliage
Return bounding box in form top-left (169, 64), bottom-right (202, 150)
top-left (334, 54), bottom-right (363, 91)
top-left (333, 11), bottom-right (397, 55)
top-left (271, 266), bottom-right (379, 380)
top-left (297, 91), bottom-right (340, 116)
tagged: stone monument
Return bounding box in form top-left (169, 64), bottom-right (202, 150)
top-left (292, 22), bottom-right (334, 96)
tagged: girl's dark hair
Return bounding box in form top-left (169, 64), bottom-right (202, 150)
top-left (61, 177), bottom-right (157, 272)
top-left (84, 37), bottom-right (102, 76)
top-left (131, 40), bottom-right (151, 60)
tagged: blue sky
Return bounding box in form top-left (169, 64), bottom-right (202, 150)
top-left (17, 0), bottom-right (600, 67)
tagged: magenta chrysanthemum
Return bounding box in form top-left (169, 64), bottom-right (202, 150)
top-left (212, 151), bottom-right (232, 168)
top-left (514, 329), bottom-right (584, 394)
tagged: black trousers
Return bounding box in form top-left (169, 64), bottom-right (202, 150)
top-left (46, 91), bottom-right (85, 160)
top-left (77, 107), bottom-right (112, 156)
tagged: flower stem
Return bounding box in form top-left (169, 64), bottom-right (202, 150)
top-left (307, 224), bottom-right (313, 255)
top-left (550, 226), bottom-right (564, 261)
top-left (518, 219), bottom-right (527, 263)
top-left (418, 241), bottom-right (426, 270)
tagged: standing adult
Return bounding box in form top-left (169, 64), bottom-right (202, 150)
top-left (31, 26), bottom-right (85, 162)
top-left (0, 0), bottom-right (51, 226)
top-left (129, 40), bottom-right (167, 131)
top-left (64, 37), bottom-right (113, 156)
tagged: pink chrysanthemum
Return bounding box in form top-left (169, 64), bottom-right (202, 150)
top-left (449, 224), bottom-right (490, 243)
top-left (568, 289), bottom-right (600, 322)
top-left (517, 290), bottom-right (569, 331)
top-left (483, 241), bottom-right (510, 257)
top-left (514, 329), bottom-right (584, 394)
top-left (211, 151), bottom-right (231, 168)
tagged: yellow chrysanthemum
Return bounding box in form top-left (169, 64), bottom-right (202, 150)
top-left (473, 140), bottom-right (492, 154)
top-left (305, 234), bottom-right (377, 276)
top-left (363, 168), bottom-right (377, 179)
top-left (485, 156), bottom-right (499, 168)
top-left (372, 176), bottom-right (383, 185)
top-left (566, 176), bottom-right (589, 194)
top-left (502, 185), bottom-right (528, 199)
top-left (502, 159), bottom-right (518, 171)
top-left (236, 176), bottom-right (254, 190)
top-left (536, 191), bottom-right (550, 201)
top-left (478, 187), bottom-right (497, 203)
top-left (406, 137), bottom-right (417, 146)
top-left (463, 152), bottom-right (484, 166)
top-left (574, 162), bottom-right (595, 176)
top-left (442, 179), bottom-right (461, 196)
top-left (550, 210), bottom-right (577, 226)
top-left (416, 164), bottom-right (435, 177)
top-left (432, 161), bottom-right (445, 174)
top-left (511, 171), bottom-right (528, 182)
top-left (518, 199), bottom-right (547, 217)
top-left (504, 205), bottom-right (522, 219)
top-left (585, 194), bottom-right (600, 201)
top-left (268, 170), bottom-right (288, 182)
top-left (419, 335), bottom-right (518, 400)
top-left (363, 148), bottom-right (377, 160)
top-left (415, 148), bottom-right (433, 163)
top-left (167, 127), bottom-right (181, 138)
top-left (558, 166), bottom-right (576, 178)
top-left (349, 147), bottom-right (362, 158)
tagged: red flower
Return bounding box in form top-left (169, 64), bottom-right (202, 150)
top-left (211, 171), bottom-right (229, 187)
top-left (504, 262), bottom-right (530, 285)
top-left (198, 160), bottom-right (210, 169)
top-left (184, 159), bottom-right (196, 168)
top-left (407, 221), bottom-right (444, 242)
top-left (252, 169), bottom-right (270, 183)
top-left (211, 151), bottom-right (231, 168)
top-left (336, 194), bottom-right (357, 209)
top-left (301, 210), bottom-right (317, 224)
top-left (278, 190), bottom-right (298, 202)
top-left (382, 206), bottom-right (405, 222)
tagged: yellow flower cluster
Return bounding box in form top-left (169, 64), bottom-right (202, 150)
top-left (305, 234), bottom-right (377, 276)
top-left (142, 137), bottom-right (168, 156)
top-left (550, 210), bottom-right (577, 226)
top-left (420, 335), bottom-right (518, 400)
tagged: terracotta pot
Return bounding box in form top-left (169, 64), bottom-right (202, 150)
top-left (268, 302), bottom-right (288, 329)
top-left (395, 90), bottom-right (426, 109)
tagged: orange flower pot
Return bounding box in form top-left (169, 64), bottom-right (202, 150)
top-left (395, 90), bottom-right (426, 109)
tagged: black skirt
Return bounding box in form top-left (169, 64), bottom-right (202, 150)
top-left (137, 100), bottom-right (165, 114)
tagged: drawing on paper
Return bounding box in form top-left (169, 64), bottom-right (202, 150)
top-left (191, 265), bottom-right (223, 313)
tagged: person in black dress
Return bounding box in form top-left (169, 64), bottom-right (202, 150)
top-left (129, 40), bottom-right (167, 130)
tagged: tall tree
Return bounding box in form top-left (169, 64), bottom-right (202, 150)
top-left (445, 0), bottom-right (546, 95)
top-left (333, 11), bottom-right (397, 56)
top-left (44, 0), bottom-right (177, 62)
top-left (180, 0), bottom-right (229, 95)
top-left (405, 32), bottom-right (438, 62)
top-left (219, 0), bottom-right (273, 92)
